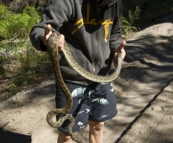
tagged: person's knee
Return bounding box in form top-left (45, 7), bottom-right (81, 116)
top-left (58, 131), bottom-right (72, 142)
top-left (89, 120), bottom-right (104, 132)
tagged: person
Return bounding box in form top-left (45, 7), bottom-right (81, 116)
top-left (30, 0), bottom-right (126, 143)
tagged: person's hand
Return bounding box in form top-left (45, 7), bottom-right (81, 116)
top-left (41, 24), bottom-right (65, 51)
top-left (41, 24), bottom-right (52, 46)
top-left (113, 40), bottom-right (126, 67)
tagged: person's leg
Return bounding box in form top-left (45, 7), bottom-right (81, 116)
top-left (57, 131), bottom-right (72, 143)
top-left (55, 82), bottom-right (90, 142)
top-left (88, 120), bottom-right (104, 143)
top-left (88, 83), bottom-right (118, 143)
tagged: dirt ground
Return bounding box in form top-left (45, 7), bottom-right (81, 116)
top-left (0, 15), bottom-right (173, 143)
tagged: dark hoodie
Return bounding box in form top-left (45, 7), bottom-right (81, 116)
top-left (30, 0), bottom-right (123, 85)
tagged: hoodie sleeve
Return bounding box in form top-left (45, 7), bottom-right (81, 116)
top-left (30, 0), bottom-right (74, 51)
top-left (109, 0), bottom-right (123, 55)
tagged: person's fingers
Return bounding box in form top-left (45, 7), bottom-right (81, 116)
top-left (114, 39), bottom-right (126, 57)
top-left (45, 24), bottom-right (52, 35)
top-left (42, 24), bottom-right (52, 45)
top-left (121, 39), bottom-right (126, 48)
top-left (117, 39), bottom-right (126, 52)
top-left (45, 24), bottom-right (52, 40)
top-left (58, 34), bottom-right (65, 51)
top-left (113, 40), bottom-right (126, 67)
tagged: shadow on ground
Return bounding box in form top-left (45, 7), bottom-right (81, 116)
top-left (0, 127), bottom-right (31, 143)
top-left (106, 21), bottom-right (173, 143)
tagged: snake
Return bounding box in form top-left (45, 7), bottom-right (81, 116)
top-left (46, 32), bottom-right (123, 143)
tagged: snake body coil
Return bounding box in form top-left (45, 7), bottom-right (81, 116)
top-left (46, 32), bottom-right (123, 143)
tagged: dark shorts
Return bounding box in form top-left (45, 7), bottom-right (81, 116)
top-left (55, 82), bottom-right (118, 133)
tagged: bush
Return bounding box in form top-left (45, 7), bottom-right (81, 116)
top-left (0, 5), bottom-right (40, 39)
top-left (123, 0), bottom-right (173, 25)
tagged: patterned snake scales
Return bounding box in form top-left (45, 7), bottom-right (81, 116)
top-left (46, 32), bottom-right (123, 143)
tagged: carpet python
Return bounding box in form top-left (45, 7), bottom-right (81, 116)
top-left (46, 32), bottom-right (123, 143)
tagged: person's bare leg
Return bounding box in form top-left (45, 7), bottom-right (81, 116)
top-left (89, 120), bottom-right (104, 143)
top-left (57, 131), bottom-right (72, 143)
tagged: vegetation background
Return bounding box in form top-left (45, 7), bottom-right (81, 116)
top-left (0, 0), bottom-right (173, 100)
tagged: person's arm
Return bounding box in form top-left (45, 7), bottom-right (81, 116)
top-left (30, 0), bottom-right (73, 51)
